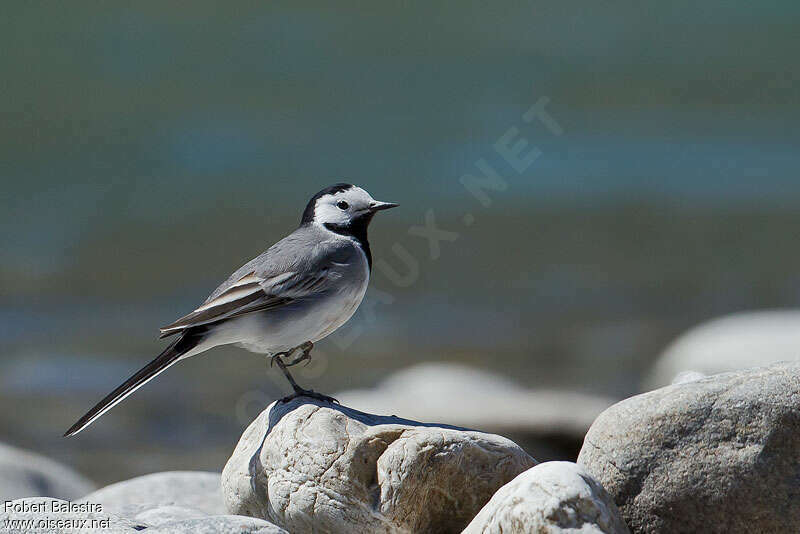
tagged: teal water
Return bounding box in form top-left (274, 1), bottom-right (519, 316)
top-left (1, 1), bottom-right (798, 483)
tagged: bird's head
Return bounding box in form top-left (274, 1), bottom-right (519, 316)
top-left (301, 183), bottom-right (398, 228)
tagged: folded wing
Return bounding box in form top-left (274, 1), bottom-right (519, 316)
top-left (159, 269), bottom-right (329, 338)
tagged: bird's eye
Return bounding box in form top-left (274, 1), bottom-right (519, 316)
top-left (337, 200), bottom-right (349, 210)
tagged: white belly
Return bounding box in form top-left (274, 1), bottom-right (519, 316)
top-left (201, 263), bottom-right (369, 355)
top-left (236, 280), bottom-right (368, 353)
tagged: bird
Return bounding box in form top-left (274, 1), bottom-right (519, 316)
top-left (64, 183), bottom-right (397, 437)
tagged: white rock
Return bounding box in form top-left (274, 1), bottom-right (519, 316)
top-left (146, 515), bottom-right (288, 533)
top-left (336, 363), bottom-right (615, 459)
top-left (133, 505), bottom-right (208, 526)
top-left (222, 397), bottom-right (536, 534)
top-left (78, 471), bottom-right (225, 517)
top-left (0, 497), bottom-right (148, 533)
top-left (647, 309), bottom-right (800, 388)
top-left (464, 462), bottom-right (629, 534)
top-left (670, 370), bottom-right (706, 385)
top-left (580, 362), bottom-right (800, 533)
top-left (0, 442), bottom-right (95, 501)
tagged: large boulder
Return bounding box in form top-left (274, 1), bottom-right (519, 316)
top-left (0, 497), bottom-right (148, 533)
top-left (646, 310), bottom-right (800, 387)
top-left (0, 442), bottom-right (95, 501)
top-left (464, 461), bottom-right (629, 534)
top-left (222, 397), bottom-right (536, 533)
top-left (145, 515), bottom-right (288, 533)
top-left (133, 505), bottom-right (209, 526)
top-left (78, 471), bottom-right (225, 518)
top-left (337, 363), bottom-right (615, 461)
top-left (0, 497), bottom-right (286, 534)
top-left (578, 362), bottom-right (800, 533)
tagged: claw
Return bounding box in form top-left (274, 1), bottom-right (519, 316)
top-left (278, 389), bottom-right (339, 405)
top-left (286, 351), bottom-right (311, 368)
top-left (270, 352), bottom-right (285, 368)
top-left (284, 341), bottom-right (314, 368)
top-left (269, 348), bottom-right (295, 368)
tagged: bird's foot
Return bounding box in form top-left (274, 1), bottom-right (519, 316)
top-left (278, 387), bottom-right (339, 405)
top-left (270, 342), bottom-right (313, 368)
top-left (285, 341), bottom-right (313, 367)
top-left (269, 351), bottom-right (289, 368)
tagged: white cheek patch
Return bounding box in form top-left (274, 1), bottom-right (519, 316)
top-left (313, 201), bottom-right (350, 225)
top-left (312, 187), bottom-right (377, 225)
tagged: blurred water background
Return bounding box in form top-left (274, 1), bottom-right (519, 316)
top-left (1, 1), bottom-right (799, 484)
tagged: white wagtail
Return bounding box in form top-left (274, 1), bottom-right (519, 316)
top-left (64, 184), bottom-right (397, 437)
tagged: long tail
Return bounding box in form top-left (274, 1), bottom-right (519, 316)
top-left (63, 329), bottom-right (204, 437)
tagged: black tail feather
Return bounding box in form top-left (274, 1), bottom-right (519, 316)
top-left (63, 329), bottom-right (203, 437)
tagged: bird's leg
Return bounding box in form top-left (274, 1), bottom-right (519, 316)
top-left (270, 352), bottom-right (305, 393)
top-left (269, 345), bottom-right (338, 405)
top-left (269, 350), bottom-right (291, 368)
top-left (284, 341), bottom-right (314, 367)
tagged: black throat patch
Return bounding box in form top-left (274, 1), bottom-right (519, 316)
top-left (323, 211), bottom-right (375, 270)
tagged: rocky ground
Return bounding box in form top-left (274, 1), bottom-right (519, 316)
top-left (3, 361), bottom-right (799, 533)
top-left (580, 361), bottom-right (800, 533)
top-left (222, 397), bottom-right (536, 533)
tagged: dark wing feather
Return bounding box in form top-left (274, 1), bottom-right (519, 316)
top-left (159, 228), bottom-right (360, 337)
top-left (159, 270), bottom-right (330, 337)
